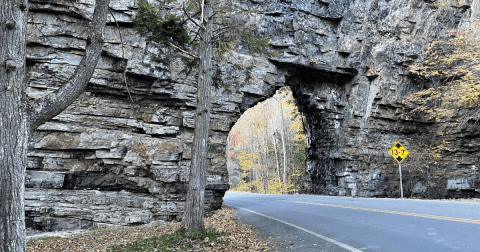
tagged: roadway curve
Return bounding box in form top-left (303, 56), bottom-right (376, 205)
top-left (224, 192), bottom-right (480, 252)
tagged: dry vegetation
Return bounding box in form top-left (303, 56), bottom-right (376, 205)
top-left (27, 206), bottom-right (271, 252)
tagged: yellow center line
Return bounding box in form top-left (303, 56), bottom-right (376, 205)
top-left (279, 200), bottom-right (480, 225)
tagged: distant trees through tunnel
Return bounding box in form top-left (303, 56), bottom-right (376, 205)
top-left (227, 87), bottom-right (306, 194)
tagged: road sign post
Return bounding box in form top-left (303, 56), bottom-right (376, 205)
top-left (389, 142), bottom-right (409, 199)
top-left (399, 164), bottom-right (403, 198)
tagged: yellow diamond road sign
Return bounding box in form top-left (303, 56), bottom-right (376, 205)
top-left (389, 142), bottom-right (409, 164)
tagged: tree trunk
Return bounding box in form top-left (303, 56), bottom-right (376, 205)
top-left (272, 132), bottom-right (281, 182)
top-left (181, 0), bottom-right (214, 233)
top-left (261, 129), bottom-right (269, 192)
top-left (279, 98), bottom-right (288, 186)
top-left (0, 2), bottom-right (29, 251)
top-left (28, 0), bottom-right (109, 130)
top-left (0, 1), bottom-right (108, 251)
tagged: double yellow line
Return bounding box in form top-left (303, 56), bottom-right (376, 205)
top-left (280, 200), bottom-right (480, 225)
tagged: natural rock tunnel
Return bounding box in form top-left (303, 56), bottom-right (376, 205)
top-left (24, 0), bottom-right (480, 231)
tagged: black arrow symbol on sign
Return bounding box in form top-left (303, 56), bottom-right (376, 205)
top-left (395, 143), bottom-right (402, 149)
top-left (396, 156), bottom-right (403, 162)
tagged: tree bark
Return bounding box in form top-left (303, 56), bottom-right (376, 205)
top-left (278, 98), bottom-right (288, 185)
top-left (28, 0), bottom-right (109, 131)
top-left (181, 0), bottom-right (214, 233)
top-left (0, 1), bottom-right (109, 251)
top-left (0, 1), bottom-right (29, 251)
top-left (272, 132), bottom-right (281, 182)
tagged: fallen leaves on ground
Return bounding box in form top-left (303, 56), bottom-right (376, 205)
top-left (27, 206), bottom-right (270, 252)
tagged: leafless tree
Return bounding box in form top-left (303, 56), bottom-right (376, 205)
top-left (0, 1), bottom-right (109, 251)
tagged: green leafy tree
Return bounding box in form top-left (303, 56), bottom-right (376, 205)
top-left (134, 3), bottom-right (191, 48)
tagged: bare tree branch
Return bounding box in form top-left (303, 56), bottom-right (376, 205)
top-left (212, 24), bottom-right (241, 37)
top-left (180, 10), bottom-right (201, 27)
top-left (190, 28), bottom-right (202, 45)
top-left (212, 8), bottom-right (226, 18)
top-left (28, 0), bottom-right (110, 130)
top-left (168, 42), bottom-right (199, 59)
top-left (109, 9), bottom-right (134, 103)
top-left (183, 2), bottom-right (205, 30)
top-left (200, 0), bottom-right (205, 25)
top-left (212, 27), bottom-right (238, 39)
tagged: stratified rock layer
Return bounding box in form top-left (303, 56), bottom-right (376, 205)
top-left (25, 0), bottom-right (479, 231)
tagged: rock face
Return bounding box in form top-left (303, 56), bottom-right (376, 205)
top-left (25, 0), bottom-right (479, 231)
top-left (266, 0), bottom-right (480, 199)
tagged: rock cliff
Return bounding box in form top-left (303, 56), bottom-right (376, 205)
top-left (25, 0), bottom-right (479, 231)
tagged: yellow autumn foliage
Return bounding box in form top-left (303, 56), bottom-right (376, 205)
top-left (228, 87), bottom-right (306, 194)
top-left (405, 26), bottom-right (480, 129)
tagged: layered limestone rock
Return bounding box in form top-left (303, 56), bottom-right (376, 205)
top-left (26, 0), bottom-right (235, 231)
top-left (268, 0), bottom-right (480, 198)
top-left (25, 0), bottom-right (479, 231)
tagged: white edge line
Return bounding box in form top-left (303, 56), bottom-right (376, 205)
top-left (225, 204), bottom-right (363, 252)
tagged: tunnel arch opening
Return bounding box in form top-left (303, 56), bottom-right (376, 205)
top-left (226, 86), bottom-right (307, 194)
top-left (223, 59), bottom-right (357, 196)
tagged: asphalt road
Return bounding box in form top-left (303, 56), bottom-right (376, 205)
top-left (224, 192), bottom-right (480, 252)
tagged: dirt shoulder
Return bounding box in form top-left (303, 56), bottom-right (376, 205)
top-left (27, 206), bottom-right (273, 252)
top-left (229, 206), bottom-right (297, 252)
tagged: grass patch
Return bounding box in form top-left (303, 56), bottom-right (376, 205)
top-left (111, 227), bottom-right (228, 252)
